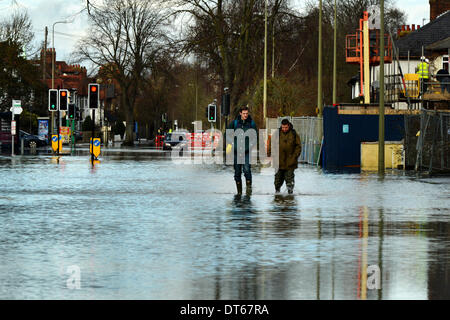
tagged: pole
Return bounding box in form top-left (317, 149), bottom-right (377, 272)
top-left (378, 0), bottom-right (385, 174)
top-left (91, 109), bottom-right (95, 163)
top-left (11, 112), bottom-right (14, 157)
top-left (43, 27), bottom-right (47, 81)
top-left (52, 19), bottom-right (74, 135)
top-left (263, 0), bottom-right (268, 124)
top-left (317, 0), bottom-right (323, 116)
top-left (332, 0), bottom-right (337, 105)
top-left (333, 0), bottom-right (337, 105)
top-left (57, 108), bottom-right (60, 157)
top-left (363, 14), bottom-right (370, 104)
top-left (272, 18), bottom-right (275, 79)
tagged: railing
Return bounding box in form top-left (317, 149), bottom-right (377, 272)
top-left (346, 30), bottom-right (393, 65)
top-left (267, 117), bottom-right (323, 165)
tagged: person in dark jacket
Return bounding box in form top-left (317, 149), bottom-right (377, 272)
top-left (226, 105), bottom-right (258, 195)
top-left (435, 65), bottom-right (450, 93)
top-left (268, 119), bottom-right (302, 194)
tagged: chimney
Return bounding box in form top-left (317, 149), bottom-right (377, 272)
top-left (402, 25), bottom-right (406, 31)
top-left (407, 25), bottom-right (411, 31)
top-left (412, 24), bottom-right (415, 31)
top-left (430, 0), bottom-right (450, 21)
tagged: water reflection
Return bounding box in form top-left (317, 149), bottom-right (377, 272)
top-left (0, 155), bottom-right (449, 299)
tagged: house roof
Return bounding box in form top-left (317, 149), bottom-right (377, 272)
top-left (396, 10), bottom-right (450, 58)
top-left (426, 36), bottom-right (450, 51)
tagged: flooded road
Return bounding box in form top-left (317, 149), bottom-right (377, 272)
top-left (0, 151), bottom-right (449, 299)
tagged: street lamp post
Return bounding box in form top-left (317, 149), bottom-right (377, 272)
top-left (52, 19), bottom-right (74, 136)
top-left (317, 0), bottom-right (323, 117)
top-left (263, 0), bottom-right (268, 126)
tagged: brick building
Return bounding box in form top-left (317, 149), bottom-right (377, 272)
top-left (430, 0), bottom-right (450, 21)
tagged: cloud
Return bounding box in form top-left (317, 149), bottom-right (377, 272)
top-left (0, 0), bottom-right (87, 60)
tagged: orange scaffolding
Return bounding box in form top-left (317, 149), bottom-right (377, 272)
top-left (345, 12), bottom-right (393, 100)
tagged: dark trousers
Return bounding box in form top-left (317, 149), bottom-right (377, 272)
top-left (439, 77), bottom-right (450, 93)
top-left (234, 153), bottom-right (251, 182)
top-left (275, 169), bottom-right (295, 191)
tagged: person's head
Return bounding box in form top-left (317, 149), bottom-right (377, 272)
top-left (239, 106), bottom-right (249, 121)
top-left (425, 58), bottom-right (430, 64)
top-left (421, 56), bottom-right (425, 62)
top-left (281, 119), bottom-right (291, 133)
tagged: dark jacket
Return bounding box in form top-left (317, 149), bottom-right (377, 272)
top-left (226, 114), bottom-right (258, 154)
top-left (269, 124), bottom-right (302, 170)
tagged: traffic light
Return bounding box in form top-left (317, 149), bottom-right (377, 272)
top-left (59, 89), bottom-right (69, 111)
top-left (221, 91), bottom-right (230, 116)
top-left (88, 83), bottom-right (99, 109)
top-left (208, 104), bottom-right (216, 122)
top-left (48, 89), bottom-right (58, 111)
top-left (68, 103), bottom-right (76, 120)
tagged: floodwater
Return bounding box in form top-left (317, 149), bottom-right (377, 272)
top-left (0, 149), bottom-right (449, 300)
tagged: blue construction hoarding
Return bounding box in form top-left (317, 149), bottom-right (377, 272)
top-left (322, 106), bottom-right (405, 171)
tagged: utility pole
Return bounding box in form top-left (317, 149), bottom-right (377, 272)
top-left (332, 0), bottom-right (337, 105)
top-left (43, 27), bottom-right (47, 81)
top-left (378, 0), bottom-right (385, 174)
top-left (317, 0), bottom-right (323, 116)
top-left (263, 0), bottom-right (268, 126)
top-left (272, 18), bottom-right (275, 79)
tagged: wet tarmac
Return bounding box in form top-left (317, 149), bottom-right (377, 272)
top-left (0, 150), bottom-right (449, 299)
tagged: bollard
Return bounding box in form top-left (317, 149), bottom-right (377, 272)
top-left (30, 141), bottom-right (37, 155)
top-left (21, 139), bottom-right (24, 155)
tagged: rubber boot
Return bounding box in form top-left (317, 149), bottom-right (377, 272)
top-left (236, 181), bottom-right (242, 195)
top-left (246, 180), bottom-right (252, 195)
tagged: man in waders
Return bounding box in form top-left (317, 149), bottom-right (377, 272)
top-left (226, 106), bottom-right (257, 195)
top-left (268, 119), bottom-right (302, 194)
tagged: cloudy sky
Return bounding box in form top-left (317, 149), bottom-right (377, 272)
top-left (0, 0), bottom-right (431, 63)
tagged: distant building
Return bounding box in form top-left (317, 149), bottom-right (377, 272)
top-left (33, 48), bottom-right (107, 126)
top-left (372, 7), bottom-right (450, 109)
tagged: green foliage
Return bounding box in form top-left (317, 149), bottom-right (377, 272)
top-left (0, 40), bottom-right (47, 114)
top-left (19, 109), bottom-right (38, 134)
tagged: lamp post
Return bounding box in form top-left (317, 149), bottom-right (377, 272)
top-left (378, 0), bottom-right (385, 174)
top-left (52, 19), bottom-right (74, 135)
top-left (332, 0), bottom-right (337, 105)
top-left (263, 0), bottom-right (268, 126)
top-left (317, 0), bottom-right (323, 117)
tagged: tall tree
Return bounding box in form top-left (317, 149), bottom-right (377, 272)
top-left (176, 0), bottom-right (289, 114)
top-left (0, 40), bottom-right (46, 113)
top-left (77, 0), bottom-right (172, 145)
top-left (0, 11), bottom-right (35, 55)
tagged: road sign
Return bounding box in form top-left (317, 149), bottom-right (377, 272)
top-left (93, 138), bottom-right (101, 158)
top-left (51, 135), bottom-right (59, 152)
top-left (10, 100), bottom-right (23, 115)
top-left (11, 120), bottom-right (16, 135)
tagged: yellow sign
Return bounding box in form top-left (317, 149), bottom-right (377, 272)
top-left (93, 138), bottom-right (101, 158)
top-left (51, 135), bottom-right (62, 152)
top-left (60, 127), bottom-right (71, 144)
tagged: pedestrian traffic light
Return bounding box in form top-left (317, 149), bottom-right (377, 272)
top-left (59, 89), bottom-right (69, 111)
top-left (208, 104), bottom-right (216, 122)
top-left (68, 103), bottom-right (76, 119)
top-left (48, 89), bottom-right (58, 111)
top-left (88, 83), bottom-right (99, 109)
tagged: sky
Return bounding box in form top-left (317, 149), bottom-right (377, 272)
top-left (0, 0), bottom-right (431, 64)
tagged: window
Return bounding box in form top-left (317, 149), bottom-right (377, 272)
top-left (443, 55), bottom-right (449, 69)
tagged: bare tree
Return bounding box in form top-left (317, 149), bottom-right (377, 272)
top-left (175, 0), bottom-right (289, 113)
top-left (76, 0), bottom-right (172, 145)
top-left (0, 11), bottom-right (34, 54)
